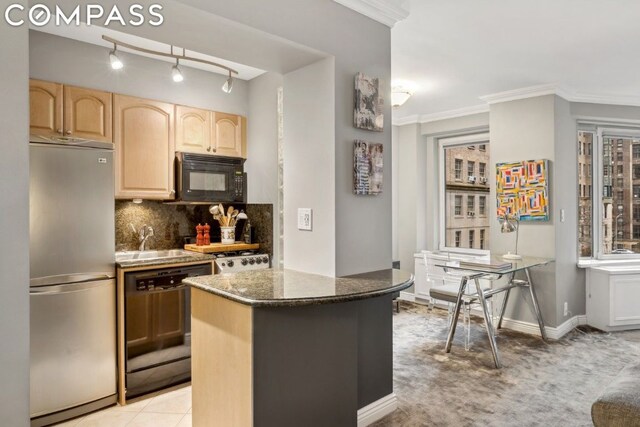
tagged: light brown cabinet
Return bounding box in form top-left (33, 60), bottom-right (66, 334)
top-left (114, 94), bottom-right (175, 200)
top-left (213, 112), bottom-right (246, 158)
top-left (63, 85), bottom-right (112, 143)
top-left (29, 80), bottom-right (112, 143)
top-left (29, 79), bottom-right (63, 138)
top-left (175, 105), bottom-right (211, 154)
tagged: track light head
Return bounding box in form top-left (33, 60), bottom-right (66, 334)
top-left (222, 72), bottom-right (234, 93)
top-left (109, 45), bottom-right (123, 70)
top-left (172, 59), bottom-right (184, 83)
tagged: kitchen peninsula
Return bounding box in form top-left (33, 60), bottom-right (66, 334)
top-left (185, 269), bottom-right (413, 427)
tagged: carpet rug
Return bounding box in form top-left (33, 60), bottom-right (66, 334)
top-left (374, 302), bottom-right (640, 427)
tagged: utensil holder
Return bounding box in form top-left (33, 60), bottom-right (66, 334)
top-left (220, 226), bottom-right (235, 244)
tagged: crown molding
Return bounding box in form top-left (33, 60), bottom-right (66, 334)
top-left (392, 104), bottom-right (489, 127)
top-left (333, 0), bottom-right (409, 27)
top-left (568, 92), bottom-right (640, 107)
top-left (479, 83), bottom-right (572, 105)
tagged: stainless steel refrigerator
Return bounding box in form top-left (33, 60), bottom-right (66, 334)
top-left (29, 138), bottom-right (116, 426)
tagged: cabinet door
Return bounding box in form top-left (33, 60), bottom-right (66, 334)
top-left (175, 105), bottom-right (210, 154)
top-left (114, 95), bottom-right (175, 200)
top-left (64, 85), bottom-right (113, 143)
top-left (212, 112), bottom-right (245, 158)
top-left (29, 79), bottom-right (63, 138)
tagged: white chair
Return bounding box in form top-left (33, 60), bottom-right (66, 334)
top-left (424, 252), bottom-right (493, 351)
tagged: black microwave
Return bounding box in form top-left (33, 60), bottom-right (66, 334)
top-left (175, 152), bottom-right (246, 204)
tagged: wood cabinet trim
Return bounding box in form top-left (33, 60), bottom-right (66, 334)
top-left (29, 79), bottom-right (63, 137)
top-left (63, 85), bottom-right (113, 143)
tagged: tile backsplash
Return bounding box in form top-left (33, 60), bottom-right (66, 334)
top-left (115, 201), bottom-right (273, 255)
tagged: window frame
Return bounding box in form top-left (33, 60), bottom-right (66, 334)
top-left (438, 132), bottom-right (490, 255)
top-left (586, 125), bottom-right (640, 261)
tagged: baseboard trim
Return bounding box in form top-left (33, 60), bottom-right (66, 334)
top-left (500, 315), bottom-right (587, 340)
top-left (357, 393), bottom-right (398, 427)
top-left (399, 291), bottom-right (415, 302)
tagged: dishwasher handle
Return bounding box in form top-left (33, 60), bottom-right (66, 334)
top-left (30, 279), bottom-right (114, 295)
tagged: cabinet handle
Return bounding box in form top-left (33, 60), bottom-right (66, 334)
top-left (170, 190), bottom-right (176, 194)
top-left (56, 128), bottom-right (63, 134)
top-left (207, 147), bottom-right (211, 152)
top-left (65, 130), bottom-right (72, 135)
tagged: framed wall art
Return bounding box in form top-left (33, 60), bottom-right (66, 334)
top-left (496, 159), bottom-right (549, 221)
top-left (354, 140), bottom-right (383, 195)
top-left (354, 72), bottom-right (384, 132)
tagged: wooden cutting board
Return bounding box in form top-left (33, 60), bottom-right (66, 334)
top-left (184, 242), bottom-right (260, 254)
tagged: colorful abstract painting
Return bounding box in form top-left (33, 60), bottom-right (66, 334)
top-left (496, 159), bottom-right (549, 221)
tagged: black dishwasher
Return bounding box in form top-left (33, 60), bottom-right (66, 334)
top-left (124, 263), bottom-right (211, 398)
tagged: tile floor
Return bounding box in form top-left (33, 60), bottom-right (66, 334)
top-left (53, 384), bottom-right (192, 427)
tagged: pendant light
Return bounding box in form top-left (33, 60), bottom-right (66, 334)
top-left (109, 43), bottom-right (123, 70)
top-left (222, 70), bottom-right (234, 93)
top-left (172, 58), bottom-right (184, 82)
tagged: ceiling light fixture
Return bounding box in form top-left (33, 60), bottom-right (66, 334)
top-left (109, 43), bottom-right (123, 70)
top-left (391, 88), bottom-right (412, 108)
top-left (102, 35), bottom-right (238, 92)
top-left (222, 71), bottom-right (234, 94)
top-left (172, 58), bottom-right (184, 82)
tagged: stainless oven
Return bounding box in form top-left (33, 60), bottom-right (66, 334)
top-left (175, 152), bottom-right (246, 203)
top-left (124, 263), bottom-right (211, 398)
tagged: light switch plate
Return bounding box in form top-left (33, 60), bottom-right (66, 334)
top-left (298, 208), bottom-right (312, 231)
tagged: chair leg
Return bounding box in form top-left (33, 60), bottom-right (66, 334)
top-left (463, 303), bottom-right (471, 351)
top-left (445, 277), bottom-right (468, 353)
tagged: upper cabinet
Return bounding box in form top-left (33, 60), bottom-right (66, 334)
top-left (175, 105), bottom-right (211, 155)
top-left (63, 86), bottom-right (112, 143)
top-left (29, 79), bottom-right (63, 138)
top-left (29, 79), bottom-right (113, 143)
top-left (213, 112), bottom-right (246, 158)
top-left (114, 95), bottom-right (175, 200)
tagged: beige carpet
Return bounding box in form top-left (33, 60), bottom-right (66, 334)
top-left (374, 302), bottom-right (640, 427)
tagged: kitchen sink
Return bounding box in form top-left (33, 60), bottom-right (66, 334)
top-left (115, 249), bottom-right (198, 262)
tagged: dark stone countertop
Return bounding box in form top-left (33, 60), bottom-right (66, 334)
top-left (184, 268), bottom-right (414, 307)
top-left (116, 252), bottom-right (215, 269)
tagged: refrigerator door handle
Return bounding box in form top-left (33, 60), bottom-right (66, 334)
top-left (29, 279), bottom-right (114, 295)
top-left (30, 273), bottom-right (114, 288)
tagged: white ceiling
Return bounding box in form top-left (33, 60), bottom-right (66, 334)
top-left (33, 22), bottom-right (267, 80)
top-left (392, 0), bottom-right (640, 122)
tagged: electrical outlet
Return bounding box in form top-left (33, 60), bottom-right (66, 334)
top-left (563, 302), bottom-right (568, 317)
top-left (297, 208), bottom-right (312, 231)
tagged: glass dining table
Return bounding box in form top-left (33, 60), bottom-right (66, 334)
top-left (434, 254), bottom-right (554, 368)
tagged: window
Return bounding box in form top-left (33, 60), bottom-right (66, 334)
top-left (454, 159), bottom-right (463, 180)
top-left (480, 229), bottom-right (485, 249)
top-left (479, 144), bottom-right (486, 152)
top-left (441, 133), bottom-right (490, 251)
top-left (579, 129), bottom-right (640, 258)
top-left (467, 195), bottom-right (475, 215)
top-left (467, 145), bottom-right (475, 150)
top-left (454, 195), bottom-right (462, 215)
top-left (469, 230), bottom-right (475, 248)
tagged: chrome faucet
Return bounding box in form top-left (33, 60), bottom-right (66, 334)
top-left (136, 225), bottom-right (154, 251)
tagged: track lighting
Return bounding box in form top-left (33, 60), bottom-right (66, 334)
top-left (172, 59), bottom-right (184, 82)
top-left (109, 44), bottom-right (123, 70)
top-left (102, 35), bottom-right (239, 92)
top-left (222, 71), bottom-right (234, 94)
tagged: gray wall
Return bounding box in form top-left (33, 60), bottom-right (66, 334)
top-left (0, 16), bottom-right (30, 427)
top-left (283, 58), bottom-right (336, 276)
top-left (171, 0), bottom-right (393, 276)
top-left (489, 96), bottom-right (557, 326)
top-left (29, 30), bottom-right (249, 115)
top-left (246, 72), bottom-right (284, 265)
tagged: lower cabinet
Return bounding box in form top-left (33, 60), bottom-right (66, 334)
top-left (114, 95), bottom-right (175, 200)
top-left (587, 266), bottom-right (640, 331)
